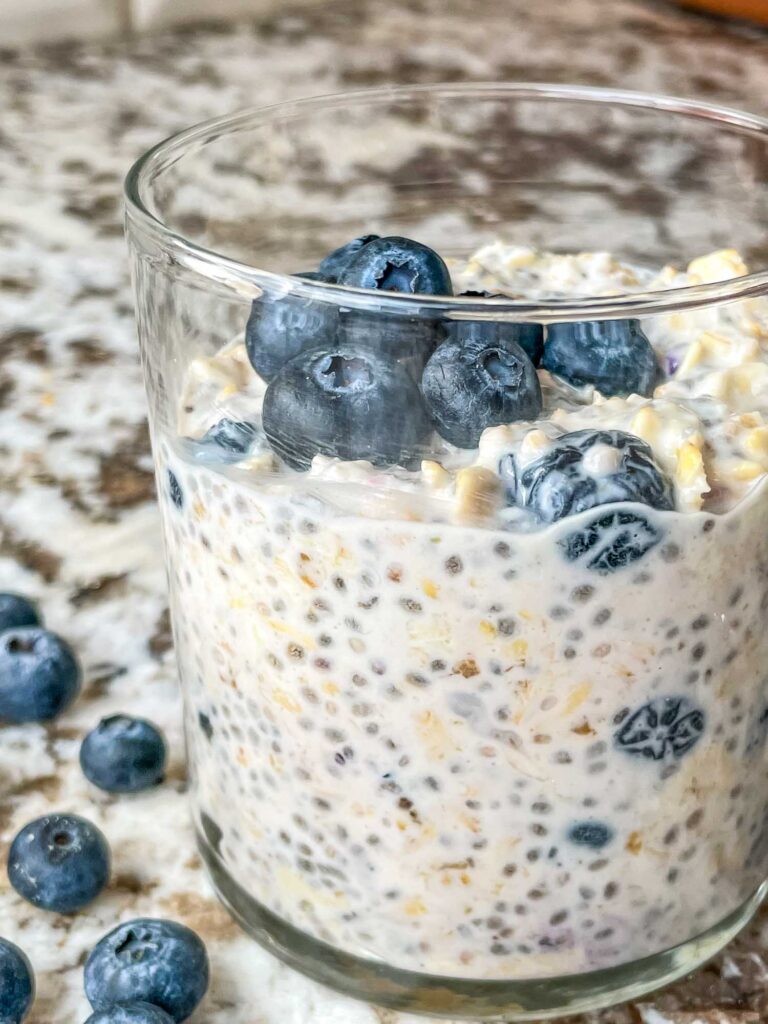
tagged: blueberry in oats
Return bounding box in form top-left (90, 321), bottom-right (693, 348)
top-left (317, 234), bottom-right (380, 282)
top-left (201, 418), bottom-right (259, 455)
top-left (559, 509), bottom-right (663, 572)
top-left (421, 327), bottom-right (542, 448)
top-left (614, 697), bottom-right (706, 761)
top-left (0, 627), bottom-right (80, 723)
top-left (517, 430), bottom-right (674, 523)
top-left (80, 715), bottom-right (167, 793)
top-left (8, 813), bottom-right (110, 913)
top-left (542, 319), bottom-right (657, 397)
top-left (245, 287), bottom-right (339, 382)
top-left (567, 821), bottom-right (614, 850)
top-left (85, 919), bottom-right (209, 1023)
top-left (0, 593), bottom-right (40, 634)
top-left (167, 469), bottom-right (183, 510)
top-left (0, 938), bottom-right (34, 1024)
top-left (263, 343), bottom-right (431, 469)
top-left (338, 235), bottom-right (452, 295)
top-left (84, 1004), bottom-right (175, 1024)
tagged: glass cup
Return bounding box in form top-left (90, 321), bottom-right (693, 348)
top-left (125, 84), bottom-right (768, 1020)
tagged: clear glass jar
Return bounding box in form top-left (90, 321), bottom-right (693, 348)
top-left (125, 84), bottom-right (768, 1020)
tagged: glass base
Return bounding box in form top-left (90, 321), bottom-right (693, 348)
top-left (198, 830), bottom-right (767, 1021)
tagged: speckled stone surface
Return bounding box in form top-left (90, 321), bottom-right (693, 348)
top-left (1, 2), bottom-right (768, 1022)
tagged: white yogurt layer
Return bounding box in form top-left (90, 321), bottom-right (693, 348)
top-left (160, 244), bottom-right (768, 981)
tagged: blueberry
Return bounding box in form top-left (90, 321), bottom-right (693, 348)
top-left (7, 813), bottom-right (110, 913)
top-left (245, 284), bottom-right (338, 382)
top-left (421, 326), bottom-right (542, 448)
top-left (167, 470), bottom-right (183, 510)
top-left (317, 235), bottom-right (379, 283)
top-left (542, 319), bottom-right (657, 397)
top-left (84, 1004), bottom-right (175, 1024)
top-left (457, 296), bottom-right (544, 365)
top-left (200, 418), bottom-right (259, 455)
top-left (0, 594), bottom-right (41, 634)
top-left (559, 509), bottom-right (663, 572)
top-left (197, 711), bottom-right (213, 741)
top-left (0, 938), bottom-right (34, 1024)
top-left (80, 715), bottom-right (167, 793)
top-left (567, 821), bottom-right (614, 850)
top-left (0, 627), bottom-right (81, 723)
top-left (339, 236), bottom-right (453, 296)
top-left (515, 429), bottom-right (674, 523)
top-left (338, 307), bottom-right (443, 374)
top-left (263, 343), bottom-right (432, 470)
top-left (615, 696), bottom-right (705, 761)
top-left (84, 918), bottom-right (209, 1023)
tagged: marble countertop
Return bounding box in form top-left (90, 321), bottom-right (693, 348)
top-left (1, 1), bottom-right (768, 1021)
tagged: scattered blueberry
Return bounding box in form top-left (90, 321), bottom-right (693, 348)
top-left (80, 715), bottom-right (167, 794)
top-left (84, 1003), bottom-right (175, 1024)
top-left (317, 235), bottom-right (380, 283)
top-left (7, 813), bottom-right (110, 913)
top-left (167, 470), bottom-right (183, 510)
top-left (197, 711), bottom-right (214, 741)
top-left (614, 696), bottom-right (706, 761)
top-left (263, 343), bottom-right (432, 470)
top-left (515, 430), bottom-right (674, 523)
top-left (542, 319), bottom-right (657, 397)
top-left (559, 509), bottom-right (663, 572)
top-left (245, 285), bottom-right (338, 382)
top-left (0, 938), bottom-right (34, 1024)
top-left (0, 627), bottom-right (81, 723)
top-left (567, 821), bottom-right (614, 850)
top-left (339, 236), bottom-right (453, 296)
top-left (201, 418), bottom-right (259, 456)
top-left (0, 594), bottom-right (41, 634)
top-left (84, 918), bottom-right (209, 1023)
top-left (421, 326), bottom-right (542, 448)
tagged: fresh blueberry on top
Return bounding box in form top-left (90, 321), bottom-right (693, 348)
top-left (0, 938), bottom-right (34, 1024)
top-left (7, 813), bottom-right (110, 914)
top-left (0, 627), bottom-right (81, 723)
top-left (84, 1004), bottom-right (175, 1024)
top-left (457, 295), bottom-right (544, 365)
top-left (0, 594), bottom-right (41, 634)
top-left (80, 715), bottom-right (167, 794)
top-left (339, 236), bottom-right (453, 296)
top-left (542, 319), bottom-right (657, 397)
top-left (317, 235), bottom-right (380, 283)
top-left (338, 307), bottom-right (444, 373)
top-left (84, 918), bottom-right (209, 1023)
top-left (245, 281), bottom-right (339, 382)
top-left (263, 343), bottom-right (432, 470)
top-left (421, 326), bottom-right (542, 449)
top-left (514, 429), bottom-right (674, 523)
top-left (201, 418), bottom-right (259, 455)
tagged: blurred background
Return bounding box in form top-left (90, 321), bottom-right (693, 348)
top-left (1, 0), bottom-right (767, 45)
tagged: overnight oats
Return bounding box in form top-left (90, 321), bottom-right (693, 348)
top-left (126, 86), bottom-right (768, 1018)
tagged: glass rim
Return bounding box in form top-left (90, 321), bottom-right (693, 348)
top-left (124, 81), bottom-right (768, 321)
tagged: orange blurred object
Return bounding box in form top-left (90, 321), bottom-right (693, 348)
top-left (677, 0), bottom-right (768, 22)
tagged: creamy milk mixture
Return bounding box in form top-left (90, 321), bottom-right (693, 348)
top-left (157, 245), bottom-right (768, 979)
